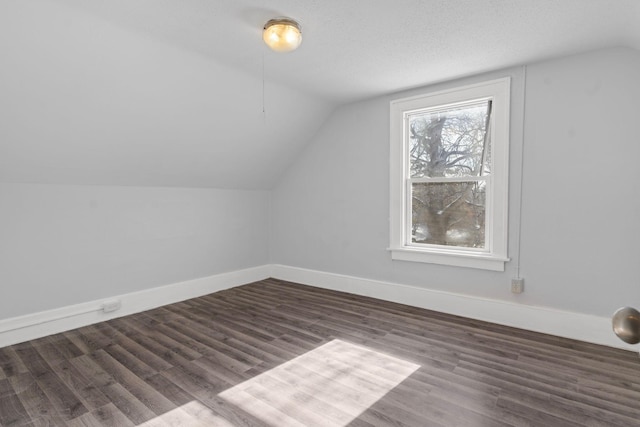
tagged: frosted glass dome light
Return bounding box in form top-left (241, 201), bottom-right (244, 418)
top-left (263, 18), bottom-right (302, 52)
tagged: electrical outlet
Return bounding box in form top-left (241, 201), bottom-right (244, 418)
top-left (102, 300), bottom-right (121, 313)
top-left (511, 278), bottom-right (524, 294)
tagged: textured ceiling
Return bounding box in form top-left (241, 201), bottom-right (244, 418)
top-left (51, 0), bottom-right (640, 102)
top-left (1, 0), bottom-right (639, 189)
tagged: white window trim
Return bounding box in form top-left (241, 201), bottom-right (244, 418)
top-left (389, 78), bottom-right (511, 271)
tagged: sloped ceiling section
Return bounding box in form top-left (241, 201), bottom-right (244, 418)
top-left (0, 0), bottom-right (332, 189)
top-left (1, 0), bottom-right (640, 189)
top-left (48, 0), bottom-right (640, 102)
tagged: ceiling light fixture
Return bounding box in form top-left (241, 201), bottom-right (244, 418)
top-left (263, 18), bottom-right (302, 52)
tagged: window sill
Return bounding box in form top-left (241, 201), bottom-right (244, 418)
top-left (389, 247), bottom-right (509, 271)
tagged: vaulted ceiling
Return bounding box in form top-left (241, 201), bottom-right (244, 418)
top-left (2, 0), bottom-right (639, 189)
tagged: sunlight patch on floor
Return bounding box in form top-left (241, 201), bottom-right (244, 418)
top-left (219, 339), bottom-right (420, 427)
top-left (138, 400), bottom-right (233, 427)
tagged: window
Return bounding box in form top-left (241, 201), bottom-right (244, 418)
top-left (390, 78), bottom-right (510, 271)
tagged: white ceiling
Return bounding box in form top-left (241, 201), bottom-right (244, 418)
top-left (1, 0), bottom-right (639, 189)
top-left (51, 0), bottom-right (640, 102)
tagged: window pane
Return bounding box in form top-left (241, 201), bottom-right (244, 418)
top-left (408, 100), bottom-right (492, 178)
top-left (411, 181), bottom-right (486, 248)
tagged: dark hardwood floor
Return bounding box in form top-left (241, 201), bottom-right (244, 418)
top-left (1, 278), bottom-right (639, 426)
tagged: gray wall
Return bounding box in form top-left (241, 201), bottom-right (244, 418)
top-left (271, 47), bottom-right (640, 317)
top-left (0, 183), bottom-right (270, 318)
top-left (3, 47), bottom-right (639, 323)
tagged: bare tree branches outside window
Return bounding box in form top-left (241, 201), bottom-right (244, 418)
top-left (408, 100), bottom-right (492, 248)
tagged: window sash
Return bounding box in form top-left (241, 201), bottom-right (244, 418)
top-left (404, 98), bottom-right (493, 180)
top-left (405, 177), bottom-right (491, 252)
top-left (403, 98), bottom-right (493, 253)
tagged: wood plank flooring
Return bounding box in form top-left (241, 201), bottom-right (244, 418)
top-left (1, 278), bottom-right (639, 426)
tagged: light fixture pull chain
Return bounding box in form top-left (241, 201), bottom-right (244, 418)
top-left (262, 52), bottom-right (266, 120)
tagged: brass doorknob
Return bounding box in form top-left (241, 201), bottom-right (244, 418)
top-left (612, 307), bottom-right (640, 345)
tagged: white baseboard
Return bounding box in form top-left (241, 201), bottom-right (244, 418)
top-left (0, 265), bottom-right (270, 348)
top-left (270, 264), bottom-right (636, 352)
top-left (2, 263), bottom-right (633, 352)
